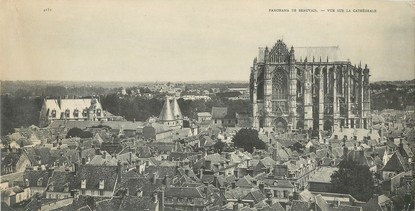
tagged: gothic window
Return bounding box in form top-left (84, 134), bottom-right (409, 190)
top-left (272, 70), bottom-right (288, 100)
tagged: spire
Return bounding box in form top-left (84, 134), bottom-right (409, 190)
top-left (158, 96), bottom-right (175, 121)
top-left (170, 97), bottom-right (183, 120)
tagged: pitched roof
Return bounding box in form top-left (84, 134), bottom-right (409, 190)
top-left (211, 107), bottom-right (228, 119)
top-left (24, 169), bottom-right (50, 187)
top-left (381, 151), bottom-right (409, 172)
top-left (75, 165), bottom-right (119, 191)
top-left (294, 46), bottom-right (344, 62)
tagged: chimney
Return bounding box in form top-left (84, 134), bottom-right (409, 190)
top-left (159, 188), bottom-right (165, 211)
top-left (198, 168), bottom-right (204, 179)
top-left (164, 175), bottom-right (170, 187)
top-left (266, 193), bottom-right (272, 206)
top-left (259, 182), bottom-right (265, 194)
top-left (233, 203), bottom-right (238, 211)
top-left (152, 172), bottom-right (158, 184)
top-left (234, 169), bottom-right (239, 178)
top-left (117, 161), bottom-right (122, 181)
top-left (205, 160), bottom-right (212, 171)
top-left (203, 182), bottom-right (209, 197)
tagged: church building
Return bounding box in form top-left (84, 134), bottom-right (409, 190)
top-left (250, 39), bottom-right (371, 132)
top-left (158, 96), bottom-right (183, 127)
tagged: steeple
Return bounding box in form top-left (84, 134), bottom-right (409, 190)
top-left (158, 96), bottom-right (175, 122)
top-left (170, 97), bottom-right (183, 120)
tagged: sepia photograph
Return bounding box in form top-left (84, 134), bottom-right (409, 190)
top-left (1, 0), bottom-right (414, 210)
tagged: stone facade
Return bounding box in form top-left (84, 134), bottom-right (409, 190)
top-left (250, 40), bottom-right (371, 132)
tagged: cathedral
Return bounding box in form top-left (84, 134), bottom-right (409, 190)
top-left (250, 40), bottom-right (371, 132)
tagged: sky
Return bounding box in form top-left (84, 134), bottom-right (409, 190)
top-left (1, 0), bottom-right (414, 82)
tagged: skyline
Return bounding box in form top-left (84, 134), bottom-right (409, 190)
top-left (1, 0), bottom-right (414, 82)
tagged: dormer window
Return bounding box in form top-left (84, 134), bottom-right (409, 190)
top-left (65, 109), bottom-right (70, 118)
top-left (51, 110), bottom-right (56, 118)
top-left (37, 178), bottom-right (43, 186)
top-left (74, 109), bottom-right (79, 118)
top-left (49, 183), bottom-right (54, 191)
top-left (99, 179), bottom-right (104, 190)
top-left (63, 183), bottom-right (69, 192)
top-left (81, 179), bottom-right (86, 189)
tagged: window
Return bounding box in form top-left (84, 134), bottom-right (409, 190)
top-left (97, 109), bottom-right (102, 116)
top-left (272, 70), bottom-right (288, 100)
top-left (65, 109), bottom-right (70, 118)
top-left (214, 120), bottom-right (217, 124)
top-left (99, 179), bottom-right (105, 190)
top-left (74, 109), bottom-right (79, 117)
top-left (81, 179), bottom-right (86, 189)
top-left (37, 178), bottom-right (43, 186)
top-left (99, 190), bottom-right (104, 196)
top-left (81, 190), bottom-right (85, 195)
top-left (83, 109), bottom-right (88, 117)
top-left (51, 110), bottom-right (56, 118)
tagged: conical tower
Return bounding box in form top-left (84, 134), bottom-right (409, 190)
top-left (158, 96), bottom-right (176, 126)
top-left (170, 97), bottom-right (183, 126)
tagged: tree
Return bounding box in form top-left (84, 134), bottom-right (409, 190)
top-left (66, 127), bottom-right (93, 138)
top-left (330, 160), bottom-right (376, 201)
top-left (232, 128), bottom-right (266, 153)
top-left (213, 140), bottom-right (226, 153)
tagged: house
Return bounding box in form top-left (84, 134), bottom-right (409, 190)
top-left (197, 112), bottom-right (212, 123)
top-left (307, 166), bottom-right (338, 192)
top-left (164, 183), bottom-right (222, 210)
top-left (381, 151), bottom-right (409, 180)
top-left (45, 170), bottom-right (76, 199)
top-left (211, 107), bottom-right (237, 127)
top-left (23, 167), bottom-right (51, 197)
top-left (142, 123), bottom-right (173, 141)
top-left (1, 148), bottom-right (32, 175)
top-left (75, 164), bottom-right (121, 197)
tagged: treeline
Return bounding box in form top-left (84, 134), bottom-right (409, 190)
top-left (100, 94), bottom-right (252, 122)
top-left (1, 95), bottom-right (43, 135)
top-left (371, 89), bottom-right (415, 111)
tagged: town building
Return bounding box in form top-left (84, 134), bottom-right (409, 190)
top-left (39, 97), bottom-right (108, 127)
top-left (250, 39), bottom-right (372, 132)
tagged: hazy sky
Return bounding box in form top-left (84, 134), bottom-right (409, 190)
top-left (1, 0), bottom-right (414, 82)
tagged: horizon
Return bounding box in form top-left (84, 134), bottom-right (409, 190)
top-left (1, 0), bottom-right (414, 82)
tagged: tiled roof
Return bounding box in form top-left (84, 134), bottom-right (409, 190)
top-left (164, 186), bottom-right (204, 198)
top-left (47, 170), bottom-right (76, 192)
top-left (24, 169), bottom-right (50, 187)
top-left (308, 167), bottom-right (338, 183)
top-left (117, 177), bottom-right (163, 196)
top-left (75, 165), bottom-right (119, 191)
top-left (291, 200), bottom-right (312, 211)
top-left (211, 107), bottom-right (228, 119)
top-left (381, 151), bottom-right (409, 172)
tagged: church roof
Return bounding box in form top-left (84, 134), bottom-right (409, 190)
top-left (158, 97), bottom-right (175, 121)
top-left (170, 97), bottom-right (183, 120)
top-left (294, 46), bottom-right (344, 62)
